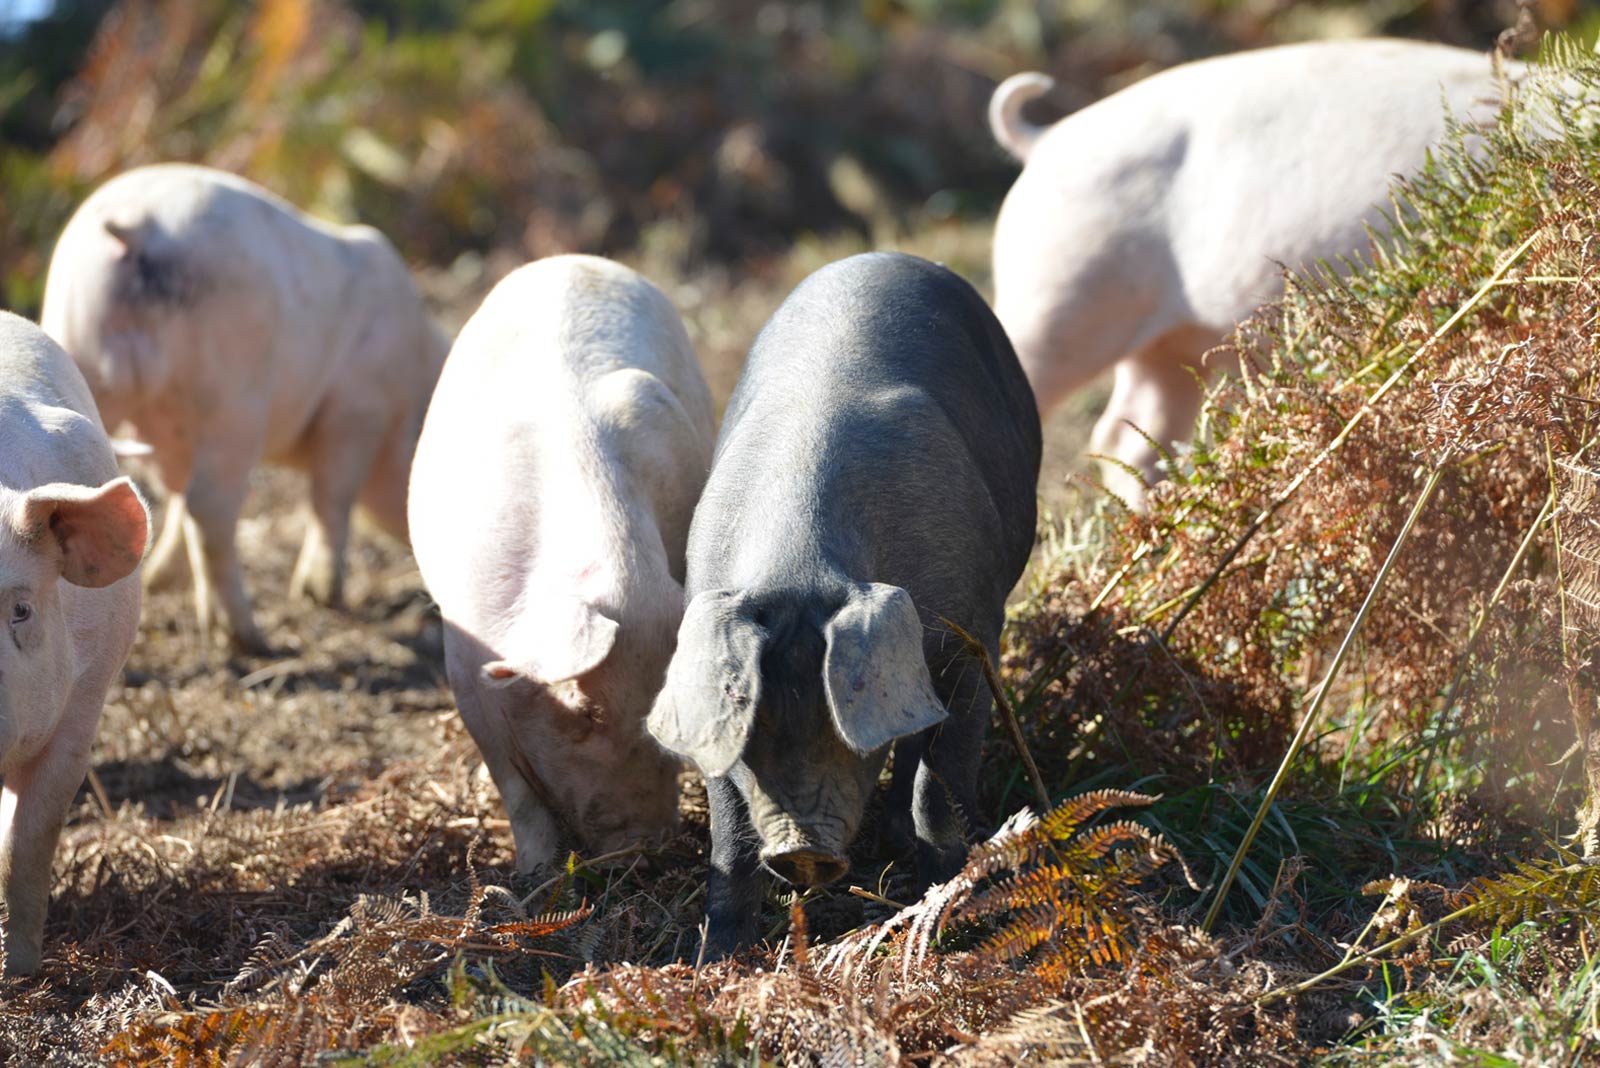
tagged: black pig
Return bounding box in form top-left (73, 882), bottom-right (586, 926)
top-left (648, 252), bottom-right (1041, 956)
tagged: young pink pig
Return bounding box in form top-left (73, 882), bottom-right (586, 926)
top-left (0, 312), bottom-right (148, 974)
top-left (41, 164), bottom-right (448, 653)
top-left (990, 39), bottom-right (1520, 506)
top-left (408, 256), bottom-right (714, 870)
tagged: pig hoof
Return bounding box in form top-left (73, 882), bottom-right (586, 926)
top-left (228, 629), bottom-right (279, 659)
top-left (877, 809), bottom-right (915, 855)
top-left (2, 940), bottom-right (41, 977)
top-left (697, 924), bottom-right (747, 964)
top-left (291, 572), bottom-right (344, 609)
top-left (914, 840), bottom-right (968, 889)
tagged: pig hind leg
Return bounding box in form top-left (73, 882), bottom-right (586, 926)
top-left (184, 449), bottom-right (271, 655)
top-left (994, 226), bottom-right (1176, 416)
top-left (142, 446), bottom-right (197, 590)
top-left (290, 421), bottom-right (385, 609)
top-left (878, 734), bottom-right (925, 855)
top-left (1089, 325), bottom-right (1221, 508)
top-left (143, 492), bottom-right (191, 590)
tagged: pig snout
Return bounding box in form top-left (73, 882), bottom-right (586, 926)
top-left (751, 796), bottom-right (854, 887)
top-left (761, 845), bottom-right (849, 888)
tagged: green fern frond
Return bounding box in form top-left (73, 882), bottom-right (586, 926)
top-left (1462, 849), bottom-right (1600, 930)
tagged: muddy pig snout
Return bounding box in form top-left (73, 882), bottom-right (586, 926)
top-left (762, 848), bottom-right (849, 888)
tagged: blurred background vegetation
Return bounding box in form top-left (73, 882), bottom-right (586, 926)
top-left (0, 0), bottom-right (1594, 325)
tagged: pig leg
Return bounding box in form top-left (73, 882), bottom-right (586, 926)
top-left (0, 693), bottom-right (101, 975)
top-left (910, 645), bottom-right (993, 884)
top-left (703, 775), bottom-right (762, 959)
top-left (288, 454), bottom-right (366, 613)
top-left (142, 493), bottom-right (190, 590)
top-left (442, 627), bottom-right (559, 872)
top-left (181, 511), bottom-right (213, 639)
top-left (290, 523), bottom-right (330, 606)
top-left (184, 452), bottom-right (270, 655)
top-left (291, 412), bottom-right (387, 607)
top-left (878, 734), bottom-right (925, 855)
top-left (1089, 326), bottom-right (1219, 509)
top-left (142, 444), bottom-right (197, 591)
top-left (993, 225), bottom-right (1174, 415)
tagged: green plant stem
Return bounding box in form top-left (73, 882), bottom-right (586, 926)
top-left (1257, 853), bottom-right (1599, 1006)
top-left (938, 617), bottom-right (1052, 813)
top-left (1257, 894), bottom-right (1485, 1005)
top-left (1201, 462), bottom-right (1447, 934)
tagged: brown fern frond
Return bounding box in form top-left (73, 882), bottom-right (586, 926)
top-left (942, 1001), bottom-right (1102, 1067)
top-left (957, 794), bottom-right (1174, 983)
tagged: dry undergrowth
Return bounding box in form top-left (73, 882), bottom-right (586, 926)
top-left (5, 35), bottom-right (1600, 1068)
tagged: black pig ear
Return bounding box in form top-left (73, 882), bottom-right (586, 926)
top-left (648, 589), bottom-right (765, 778)
top-left (822, 583), bottom-right (947, 754)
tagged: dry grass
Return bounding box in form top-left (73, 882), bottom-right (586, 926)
top-left (6, 31), bottom-right (1600, 1068)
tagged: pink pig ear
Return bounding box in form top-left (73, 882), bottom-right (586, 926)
top-left (483, 597), bottom-right (619, 687)
top-left (14, 477), bottom-right (150, 588)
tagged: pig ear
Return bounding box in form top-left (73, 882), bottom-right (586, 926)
top-left (13, 477), bottom-right (150, 589)
top-left (104, 219), bottom-right (141, 253)
top-left (823, 583), bottom-right (947, 755)
top-left (647, 589), bottom-right (764, 778)
top-left (482, 597), bottom-right (619, 686)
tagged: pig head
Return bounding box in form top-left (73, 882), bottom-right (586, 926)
top-left (443, 588), bottom-right (682, 873)
top-left (649, 582), bottom-right (945, 887)
top-left (0, 478), bottom-right (147, 975)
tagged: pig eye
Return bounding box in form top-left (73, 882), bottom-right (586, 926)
top-left (10, 602), bottom-right (30, 626)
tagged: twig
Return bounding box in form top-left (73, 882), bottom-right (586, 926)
top-left (1202, 461), bottom-right (1447, 933)
top-left (237, 658), bottom-right (309, 689)
top-left (937, 617), bottom-right (1051, 813)
top-left (848, 885), bottom-right (908, 910)
top-left (85, 767), bottom-right (115, 821)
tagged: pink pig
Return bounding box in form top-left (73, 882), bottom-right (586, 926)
top-left (408, 256), bottom-right (714, 869)
top-left (0, 312), bottom-right (148, 974)
top-left (990, 39), bottom-right (1520, 506)
top-left (42, 164), bottom-right (448, 653)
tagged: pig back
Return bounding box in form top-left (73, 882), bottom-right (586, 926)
top-left (0, 313), bottom-right (117, 491)
top-left (698, 253), bottom-right (1041, 611)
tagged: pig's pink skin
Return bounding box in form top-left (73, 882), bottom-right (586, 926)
top-left (42, 163), bottom-right (448, 652)
top-left (991, 39), bottom-right (1519, 507)
top-left (408, 255), bottom-right (714, 871)
top-left (0, 312), bottom-right (148, 975)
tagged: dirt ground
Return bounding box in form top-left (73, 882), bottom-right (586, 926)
top-left (0, 247), bottom-right (1114, 1063)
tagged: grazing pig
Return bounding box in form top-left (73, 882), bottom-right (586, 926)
top-left (990, 39), bottom-right (1520, 506)
top-left (41, 163), bottom-right (449, 654)
top-left (0, 312), bottom-right (148, 975)
top-left (648, 252), bottom-right (1040, 956)
top-left (408, 256), bottom-right (714, 871)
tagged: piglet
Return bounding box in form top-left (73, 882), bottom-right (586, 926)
top-left (0, 312), bottom-right (148, 974)
top-left (42, 163), bottom-right (449, 653)
top-left (990, 39), bottom-right (1519, 506)
top-left (409, 255), bottom-right (714, 870)
top-left (648, 252), bottom-right (1041, 957)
